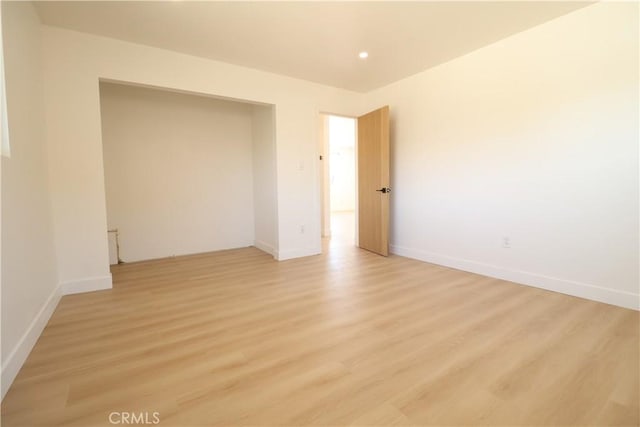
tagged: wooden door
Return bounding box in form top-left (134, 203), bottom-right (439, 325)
top-left (358, 106), bottom-right (390, 256)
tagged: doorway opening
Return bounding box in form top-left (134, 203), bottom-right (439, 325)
top-left (319, 113), bottom-right (357, 249)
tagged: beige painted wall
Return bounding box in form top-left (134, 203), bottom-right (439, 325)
top-left (100, 82), bottom-right (257, 263)
top-left (1, 1), bottom-right (59, 397)
top-left (366, 2), bottom-right (639, 309)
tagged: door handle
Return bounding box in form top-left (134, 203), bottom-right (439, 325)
top-left (376, 187), bottom-right (391, 194)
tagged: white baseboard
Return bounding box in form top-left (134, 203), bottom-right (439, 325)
top-left (254, 240), bottom-right (277, 258)
top-left (277, 247), bottom-right (321, 261)
top-left (1, 284), bottom-right (62, 400)
top-left (61, 274), bottom-right (112, 295)
top-left (1, 274), bottom-right (114, 401)
top-left (390, 244), bottom-right (639, 311)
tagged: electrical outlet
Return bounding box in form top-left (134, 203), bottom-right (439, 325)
top-left (502, 237), bottom-right (511, 248)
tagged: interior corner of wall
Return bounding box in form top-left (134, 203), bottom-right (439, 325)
top-left (1, 281), bottom-right (62, 400)
top-left (61, 274), bottom-right (112, 295)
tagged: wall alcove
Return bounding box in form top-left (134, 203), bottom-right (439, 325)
top-left (99, 81), bottom-right (278, 264)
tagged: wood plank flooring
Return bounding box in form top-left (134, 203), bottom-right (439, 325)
top-left (1, 235), bottom-right (638, 426)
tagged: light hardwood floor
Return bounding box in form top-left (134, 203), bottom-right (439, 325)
top-left (2, 231), bottom-right (638, 426)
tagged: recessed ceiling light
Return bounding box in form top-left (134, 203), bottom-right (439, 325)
top-left (359, 51), bottom-right (369, 59)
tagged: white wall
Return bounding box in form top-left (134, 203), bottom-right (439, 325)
top-left (1, 2), bottom-right (59, 398)
top-left (100, 82), bottom-right (256, 263)
top-left (40, 26), bottom-right (364, 292)
top-left (252, 104), bottom-right (278, 257)
top-left (319, 114), bottom-right (331, 237)
top-left (329, 116), bottom-right (356, 212)
top-left (367, 2), bottom-right (639, 309)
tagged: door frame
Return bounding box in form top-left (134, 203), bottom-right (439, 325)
top-left (317, 111), bottom-right (359, 250)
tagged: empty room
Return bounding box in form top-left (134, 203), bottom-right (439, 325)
top-left (1, 1), bottom-right (638, 426)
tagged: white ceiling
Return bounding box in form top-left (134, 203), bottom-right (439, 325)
top-left (34, 1), bottom-right (590, 92)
